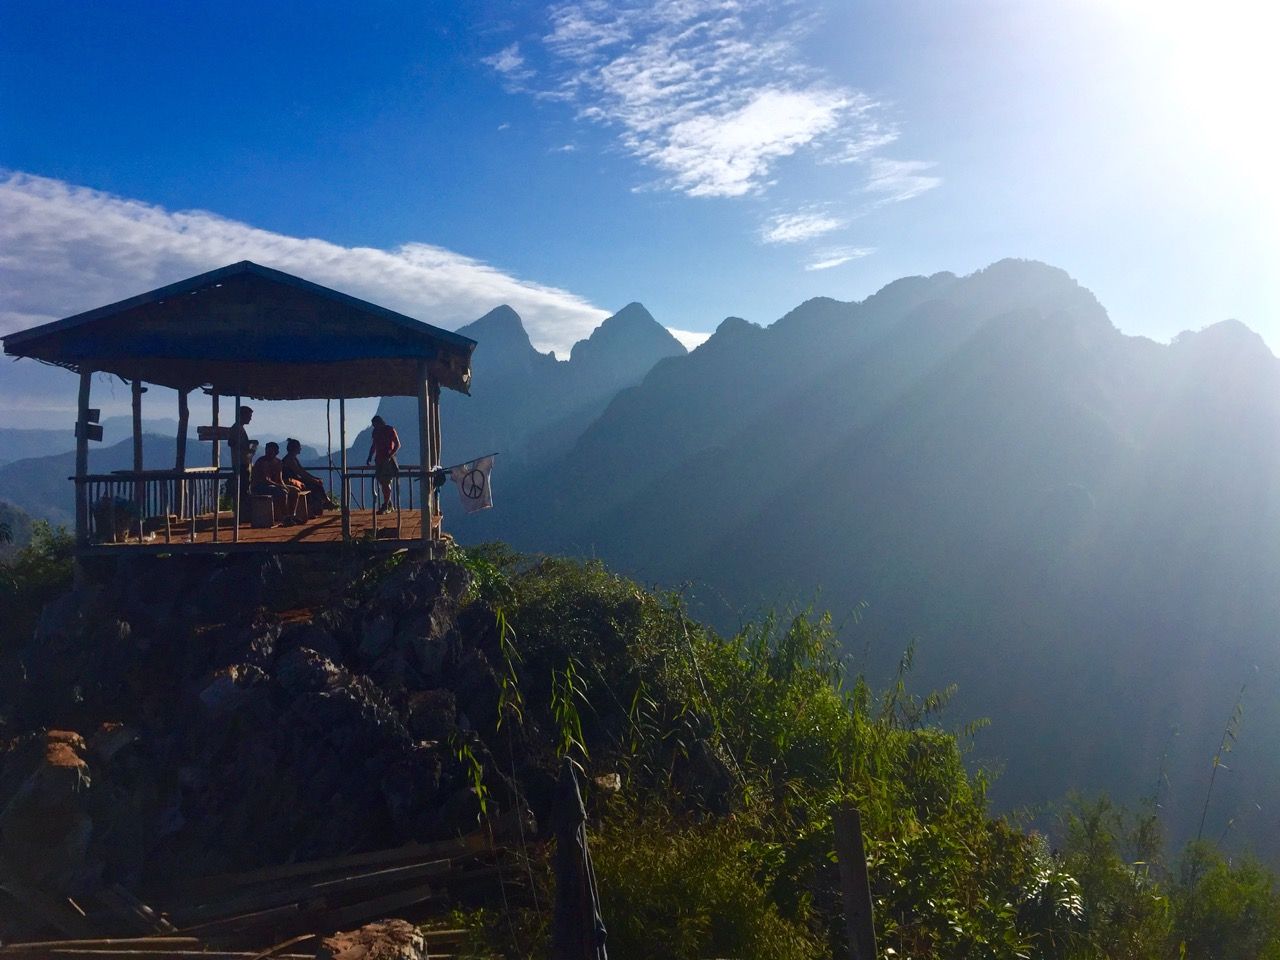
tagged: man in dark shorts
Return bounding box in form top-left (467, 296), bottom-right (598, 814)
top-left (365, 415), bottom-right (401, 514)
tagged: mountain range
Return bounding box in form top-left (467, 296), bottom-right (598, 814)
top-left (449, 260), bottom-right (1280, 856)
top-left (3, 260), bottom-right (1278, 856)
top-left (355, 301), bottom-right (686, 468)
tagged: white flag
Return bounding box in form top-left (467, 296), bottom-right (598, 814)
top-left (449, 456), bottom-right (494, 513)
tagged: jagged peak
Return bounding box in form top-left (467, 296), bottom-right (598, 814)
top-left (569, 301), bottom-right (685, 364)
top-left (456, 304), bottom-right (538, 354)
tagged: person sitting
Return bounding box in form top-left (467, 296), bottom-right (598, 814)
top-left (282, 438), bottom-right (327, 517)
top-left (250, 442), bottom-right (302, 524)
top-left (365, 415), bottom-right (401, 515)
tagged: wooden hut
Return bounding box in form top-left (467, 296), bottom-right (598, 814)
top-left (1, 261), bottom-right (476, 555)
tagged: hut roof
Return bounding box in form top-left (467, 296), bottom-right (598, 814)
top-left (1, 261), bottom-right (476, 399)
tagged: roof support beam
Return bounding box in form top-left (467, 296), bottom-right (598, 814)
top-left (75, 369), bottom-right (92, 547)
top-left (418, 364), bottom-right (433, 555)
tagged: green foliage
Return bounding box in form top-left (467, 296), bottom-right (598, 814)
top-left (592, 809), bottom-right (823, 960)
top-left (451, 550), bottom-right (1078, 958)
top-left (1174, 842), bottom-right (1280, 960)
top-left (0, 520), bottom-right (74, 650)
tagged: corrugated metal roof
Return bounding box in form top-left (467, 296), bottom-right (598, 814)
top-left (2, 261), bottom-right (476, 399)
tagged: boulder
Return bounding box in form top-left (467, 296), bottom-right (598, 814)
top-left (316, 919), bottom-right (428, 960)
top-left (0, 730), bottom-right (95, 888)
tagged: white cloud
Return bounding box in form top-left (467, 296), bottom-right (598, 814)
top-left (864, 158), bottom-right (941, 204)
top-left (667, 326), bottom-right (712, 350)
top-left (805, 246), bottom-right (875, 271)
top-left (551, 143), bottom-right (579, 152)
top-left (761, 209), bottom-right (846, 244)
top-left (0, 171), bottom-right (608, 357)
top-left (524, 0), bottom-right (914, 199)
top-left (483, 43), bottom-right (534, 87)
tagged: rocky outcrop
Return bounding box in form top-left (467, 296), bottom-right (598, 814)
top-left (0, 553), bottom-right (527, 914)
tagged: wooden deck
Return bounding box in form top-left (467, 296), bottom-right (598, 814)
top-left (78, 508), bottom-right (435, 557)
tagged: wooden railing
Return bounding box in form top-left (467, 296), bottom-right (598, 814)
top-left (72, 464), bottom-right (438, 548)
top-left (339, 465), bottom-right (438, 543)
top-left (75, 468), bottom-right (228, 545)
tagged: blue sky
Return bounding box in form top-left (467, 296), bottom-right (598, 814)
top-left (1, 0), bottom-right (1277, 433)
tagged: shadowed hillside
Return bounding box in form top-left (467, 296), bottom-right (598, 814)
top-left (454, 260), bottom-right (1280, 855)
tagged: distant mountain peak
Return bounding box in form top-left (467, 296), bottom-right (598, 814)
top-left (715, 316), bottom-right (755, 335)
top-left (569, 302), bottom-right (685, 366)
top-left (1174, 318), bottom-right (1275, 361)
top-left (459, 304), bottom-right (534, 349)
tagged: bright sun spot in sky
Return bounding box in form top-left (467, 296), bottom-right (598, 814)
top-left (1107, 0), bottom-right (1280, 218)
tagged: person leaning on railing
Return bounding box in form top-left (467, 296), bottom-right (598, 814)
top-left (366, 414), bottom-right (401, 515)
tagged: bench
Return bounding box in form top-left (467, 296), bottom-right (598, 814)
top-left (248, 490), bottom-right (310, 528)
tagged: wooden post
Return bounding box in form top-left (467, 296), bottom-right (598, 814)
top-left (418, 365), bottom-right (432, 554)
top-left (211, 393), bottom-right (220, 469)
top-left (210, 392), bottom-right (220, 543)
top-left (833, 803), bottom-right (877, 960)
top-left (339, 397), bottom-right (349, 542)
top-left (132, 378), bottom-right (144, 540)
top-left (74, 369), bottom-right (92, 547)
top-left (131, 378), bottom-right (144, 473)
top-left (175, 388), bottom-right (189, 519)
top-left (232, 394), bottom-right (242, 544)
top-left (429, 377), bottom-right (442, 543)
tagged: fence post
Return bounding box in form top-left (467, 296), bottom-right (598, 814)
top-left (833, 802), bottom-right (877, 960)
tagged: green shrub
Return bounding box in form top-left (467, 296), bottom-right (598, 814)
top-left (0, 520), bottom-right (74, 651)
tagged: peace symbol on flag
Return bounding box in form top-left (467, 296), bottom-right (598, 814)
top-left (461, 468), bottom-right (486, 500)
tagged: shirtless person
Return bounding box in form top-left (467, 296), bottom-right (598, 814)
top-left (250, 442), bottom-right (302, 523)
top-left (365, 415), bottom-right (401, 514)
top-left (282, 438), bottom-right (327, 517)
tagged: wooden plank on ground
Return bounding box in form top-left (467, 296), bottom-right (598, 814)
top-left (169, 832), bottom-right (489, 898)
top-left (171, 857), bottom-right (454, 925)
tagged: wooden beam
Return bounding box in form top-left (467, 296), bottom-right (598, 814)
top-left (417, 365), bottom-right (432, 553)
top-left (132, 378), bottom-right (144, 540)
top-left (74, 369), bottom-right (92, 546)
top-left (233, 394), bottom-right (242, 545)
top-left (429, 376), bottom-right (442, 548)
top-left (131, 379), bottom-right (144, 474)
top-left (175, 389), bottom-right (190, 519)
top-left (833, 803), bottom-right (877, 960)
top-left (339, 397), bottom-right (349, 542)
top-left (210, 394), bottom-right (220, 469)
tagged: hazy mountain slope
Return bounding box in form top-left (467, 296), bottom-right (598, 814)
top-left (358, 302), bottom-right (685, 468)
top-left (464, 259), bottom-right (1280, 854)
top-left (0, 418), bottom-right (179, 466)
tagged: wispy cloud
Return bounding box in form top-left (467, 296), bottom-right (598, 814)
top-left (481, 0), bottom-right (921, 202)
top-left (0, 172), bottom-right (608, 356)
top-left (760, 209), bottom-right (846, 244)
top-left (864, 158), bottom-right (941, 204)
top-left (805, 246), bottom-right (875, 271)
top-left (483, 42), bottom-right (534, 88)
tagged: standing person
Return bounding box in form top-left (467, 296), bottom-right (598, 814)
top-left (282, 438), bottom-right (327, 517)
top-left (227, 405), bottom-right (257, 508)
top-left (365, 415), bottom-right (401, 514)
